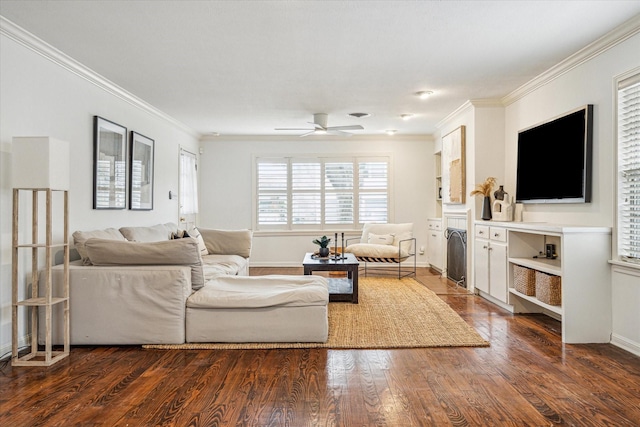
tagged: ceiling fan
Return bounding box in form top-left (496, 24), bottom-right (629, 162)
top-left (275, 113), bottom-right (364, 137)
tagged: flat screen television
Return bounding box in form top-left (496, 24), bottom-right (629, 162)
top-left (515, 104), bottom-right (593, 204)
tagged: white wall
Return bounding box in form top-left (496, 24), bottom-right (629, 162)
top-left (0, 33), bottom-right (200, 355)
top-left (198, 135), bottom-right (435, 266)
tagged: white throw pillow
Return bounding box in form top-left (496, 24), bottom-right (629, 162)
top-left (187, 227), bottom-right (209, 256)
top-left (367, 233), bottom-right (394, 245)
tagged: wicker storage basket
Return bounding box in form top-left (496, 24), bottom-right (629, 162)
top-left (513, 264), bottom-right (536, 296)
top-left (535, 271), bottom-right (562, 305)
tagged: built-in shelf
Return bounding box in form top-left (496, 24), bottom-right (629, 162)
top-left (508, 256), bottom-right (561, 276)
top-left (509, 287), bottom-right (563, 316)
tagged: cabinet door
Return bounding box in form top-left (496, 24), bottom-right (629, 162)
top-left (489, 242), bottom-right (508, 303)
top-left (474, 238), bottom-right (489, 293)
top-left (428, 230), bottom-right (443, 269)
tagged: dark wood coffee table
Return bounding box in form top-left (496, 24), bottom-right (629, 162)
top-left (303, 252), bottom-right (359, 303)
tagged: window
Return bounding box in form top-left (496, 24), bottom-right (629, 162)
top-left (255, 156), bottom-right (390, 230)
top-left (180, 149), bottom-right (199, 215)
top-left (617, 72), bottom-right (640, 263)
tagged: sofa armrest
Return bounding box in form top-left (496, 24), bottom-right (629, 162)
top-left (199, 228), bottom-right (252, 258)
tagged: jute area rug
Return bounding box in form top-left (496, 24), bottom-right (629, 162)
top-left (143, 277), bottom-right (489, 350)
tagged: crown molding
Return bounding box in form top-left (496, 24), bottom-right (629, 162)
top-left (0, 15), bottom-right (199, 138)
top-left (502, 14), bottom-right (640, 106)
top-left (200, 134), bottom-right (434, 143)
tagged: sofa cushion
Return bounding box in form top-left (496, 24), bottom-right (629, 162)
top-left (84, 237), bottom-right (205, 289)
top-left (202, 254), bottom-right (248, 281)
top-left (199, 228), bottom-right (252, 257)
top-left (119, 223), bottom-right (177, 242)
top-left (187, 275), bottom-right (328, 309)
top-left (72, 228), bottom-right (126, 265)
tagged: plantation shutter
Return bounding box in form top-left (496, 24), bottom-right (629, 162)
top-left (618, 73), bottom-right (640, 263)
top-left (257, 160), bottom-right (288, 225)
top-left (292, 160), bottom-right (321, 224)
top-left (358, 160), bottom-right (388, 223)
top-left (325, 162), bottom-right (354, 224)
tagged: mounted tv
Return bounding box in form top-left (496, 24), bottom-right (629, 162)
top-left (515, 104), bottom-right (593, 204)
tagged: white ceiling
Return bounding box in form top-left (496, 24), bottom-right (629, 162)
top-left (1, 1), bottom-right (639, 137)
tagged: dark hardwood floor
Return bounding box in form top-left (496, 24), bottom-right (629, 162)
top-left (2, 267), bottom-right (639, 426)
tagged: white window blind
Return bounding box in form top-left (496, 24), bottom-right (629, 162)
top-left (618, 73), bottom-right (640, 263)
top-left (256, 156), bottom-right (389, 229)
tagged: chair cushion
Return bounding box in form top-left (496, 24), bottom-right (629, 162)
top-left (345, 243), bottom-right (409, 260)
top-left (361, 223), bottom-right (413, 247)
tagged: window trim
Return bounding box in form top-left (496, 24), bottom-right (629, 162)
top-left (252, 154), bottom-right (393, 231)
top-left (614, 66), bottom-right (640, 264)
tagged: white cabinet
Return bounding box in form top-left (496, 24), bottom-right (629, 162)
top-left (474, 221), bottom-right (612, 344)
top-left (474, 224), bottom-right (509, 307)
top-left (427, 218), bottom-right (443, 272)
top-left (505, 224), bottom-right (612, 343)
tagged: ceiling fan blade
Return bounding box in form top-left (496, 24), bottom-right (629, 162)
top-left (275, 128), bottom-right (315, 131)
top-left (326, 125), bottom-right (364, 131)
top-left (326, 129), bottom-right (352, 136)
top-left (307, 122), bottom-right (325, 130)
top-left (299, 130), bottom-right (317, 137)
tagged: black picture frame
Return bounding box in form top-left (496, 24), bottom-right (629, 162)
top-left (129, 131), bottom-right (155, 210)
top-left (93, 116), bottom-right (127, 209)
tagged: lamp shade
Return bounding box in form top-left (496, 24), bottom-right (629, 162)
top-left (12, 137), bottom-right (70, 190)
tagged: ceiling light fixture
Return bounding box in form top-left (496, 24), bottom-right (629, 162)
top-left (385, 130), bottom-right (397, 136)
top-left (401, 114), bottom-right (414, 121)
top-left (416, 90), bottom-right (434, 99)
top-left (348, 112), bottom-right (371, 118)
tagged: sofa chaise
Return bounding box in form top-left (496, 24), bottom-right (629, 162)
top-left (42, 223), bottom-right (329, 345)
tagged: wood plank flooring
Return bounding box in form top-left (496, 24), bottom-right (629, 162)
top-left (2, 267), bottom-right (639, 426)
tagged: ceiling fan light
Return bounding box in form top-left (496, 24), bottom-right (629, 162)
top-left (416, 91), bottom-right (434, 99)
top-left (315, 129), bottom-right (327, 135)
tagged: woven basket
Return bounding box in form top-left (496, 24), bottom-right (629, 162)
top-left (513, 265), bottom-right (536, 296)
top-left (535, 271), bottom-right (562, 305)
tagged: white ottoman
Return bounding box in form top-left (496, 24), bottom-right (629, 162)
top-left (185, 275), bottom-right (329, 343)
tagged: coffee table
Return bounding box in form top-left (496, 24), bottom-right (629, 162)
top-left (303, 252), bottom-right (359, 303)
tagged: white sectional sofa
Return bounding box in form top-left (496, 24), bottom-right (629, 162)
top-left (42, 223), bottom-right (329, 345)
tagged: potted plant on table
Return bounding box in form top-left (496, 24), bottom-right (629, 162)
top-left (313, 235), bottom-right (332, 257)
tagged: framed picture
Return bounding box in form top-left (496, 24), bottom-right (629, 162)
top-left (441, 125), bottom-right (466, 204)
top-left (129, 131), bottom-right (154, 210)
top-left (93, 116), bottom-right (127, 209)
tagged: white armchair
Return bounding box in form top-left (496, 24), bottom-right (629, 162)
top-left (344, 223), bottom-right (416, 278)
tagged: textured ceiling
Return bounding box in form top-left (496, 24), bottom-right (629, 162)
top-left (1, 1), bottom-right (639, 136)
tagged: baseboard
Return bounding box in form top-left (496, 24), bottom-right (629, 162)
top-left (0, 333), bottom-right (31, 361)
top-left (611, 333), bottom-right (640, 357)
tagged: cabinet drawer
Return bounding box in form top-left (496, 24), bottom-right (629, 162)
top-left (475, 225), bottom-right (489, 239)
top-left (428, 219), bottom-right (442, 231)
top-left (489, 227), bottom-right (507, 242)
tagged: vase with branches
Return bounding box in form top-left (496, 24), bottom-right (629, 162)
top-left (470, 177), bottom-right (496, 220)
